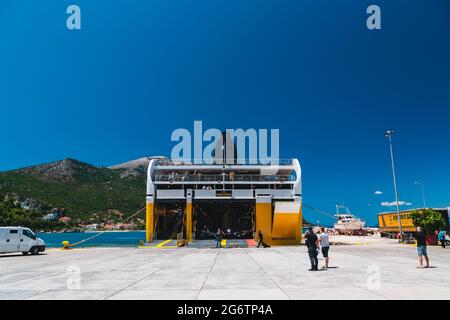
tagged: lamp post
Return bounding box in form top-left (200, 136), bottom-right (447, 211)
top-left (221, 140), bottom-right (225, 189)
top-left (385, 130), bottom-right (403, 240)
top-left (414, 181), bottom-right (427, 208)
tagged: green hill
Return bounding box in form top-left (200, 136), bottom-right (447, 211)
top-left (0, 159), bottom-right (146, 227)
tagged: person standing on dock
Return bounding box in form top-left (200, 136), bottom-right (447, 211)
top-left (438, 229), bottom-right (447, 248)
top-left (304, 226), bottom-right (319, 271)
top-left (319, 227), bottom-right (330, 270)
top-left (257, 230), bottom-right (270, 248)
top-left (414, 227), bottom-right (429, 268)
top-left (215, 228), bottom-right (225, 248)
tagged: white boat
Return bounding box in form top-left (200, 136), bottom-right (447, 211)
top-left (333, 205), bottom-right (365, 231)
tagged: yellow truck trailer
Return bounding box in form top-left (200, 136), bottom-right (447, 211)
top-left (378, 208), bottom-right (449, 238)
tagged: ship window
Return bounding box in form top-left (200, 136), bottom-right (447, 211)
top-left (9, 229), bottom-right (18, 234)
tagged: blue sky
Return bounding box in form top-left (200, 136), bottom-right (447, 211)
top-left (1, 0), bottom-right (450, 225)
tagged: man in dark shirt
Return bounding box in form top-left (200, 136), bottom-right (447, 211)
top-left (414, 226), bottom-right (429, 268)
top-left (257, 230), bottom-right (270, 248)
top-left (215, 228), bottom-right (225, 248)
top-left (304, 227), bottom-right (319, 271)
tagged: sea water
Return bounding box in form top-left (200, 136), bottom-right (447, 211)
top-left (37, 231), bottom-right (146, 248)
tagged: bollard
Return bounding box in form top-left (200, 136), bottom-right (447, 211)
top-left (62, 240), bottom-right (70, 249)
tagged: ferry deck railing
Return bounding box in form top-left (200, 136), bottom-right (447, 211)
top-left (154, 174), bottom-right (294, 183)
top-left (155, 159), bottom-right (294, 166)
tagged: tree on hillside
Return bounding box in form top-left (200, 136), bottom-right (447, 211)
top-left (410, 208), bottom-right (446, 234)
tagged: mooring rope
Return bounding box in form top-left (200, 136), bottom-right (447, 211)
top-left (65, 206), bottom-right (146, 248)
top-left (302, 202), bottom-right (337, 220)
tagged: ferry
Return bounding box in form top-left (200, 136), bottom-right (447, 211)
top-left (143, 133), bottom-right (303, 246)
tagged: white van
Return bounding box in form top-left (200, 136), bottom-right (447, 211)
top-left (0, 227), bottom-right (46, 255)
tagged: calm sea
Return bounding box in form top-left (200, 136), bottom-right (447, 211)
top-left (37, 231), bottom-right (146, 248)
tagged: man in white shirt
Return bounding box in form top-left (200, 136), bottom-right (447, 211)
top-left (319, 227), bottom-right (330, 270)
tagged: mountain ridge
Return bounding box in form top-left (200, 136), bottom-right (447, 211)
top-left (0, 158), bottom-right (148, 223)
top-left (12, 158), bottom-right (104, 181)
top-left (107, 156), bottom-right (165, 178)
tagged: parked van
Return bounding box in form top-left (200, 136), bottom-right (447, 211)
top-left (0, 227), bottom-right (46, 255)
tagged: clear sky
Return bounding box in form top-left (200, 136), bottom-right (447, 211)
top-left (1, 0), bottom-right (450, 226)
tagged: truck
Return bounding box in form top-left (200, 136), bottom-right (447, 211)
top-left (378, 208), bottom-right (450, 239)
top-left (0, 227), bottom-right (46, 255)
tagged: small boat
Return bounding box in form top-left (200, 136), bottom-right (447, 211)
top-left (334, 205), bottom-right (365, 232)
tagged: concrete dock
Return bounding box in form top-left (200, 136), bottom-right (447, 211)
top-left (1, 236), bottom-right (449, 300)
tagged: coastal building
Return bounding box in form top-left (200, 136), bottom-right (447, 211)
top-left (84, 223), bottom-right (98, 230)
top-left (42, 208), bottom-right (63, 221)
top-left (144, 156), bottom-right (302, 246)
top-left (59, 216), bottom-right (72, 224)
top-left (43, 213), bottom-right (59, 221)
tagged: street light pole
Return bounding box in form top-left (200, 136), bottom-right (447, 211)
top-left (385, 130), bottom-right (403, 240)
top-left (221, 144), bottom-right (225, 190)
top-left (414, 181), bottom-right (427, 208)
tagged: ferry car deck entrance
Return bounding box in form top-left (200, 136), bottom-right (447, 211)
top-left (193, 199), bottom-right (255, 240)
